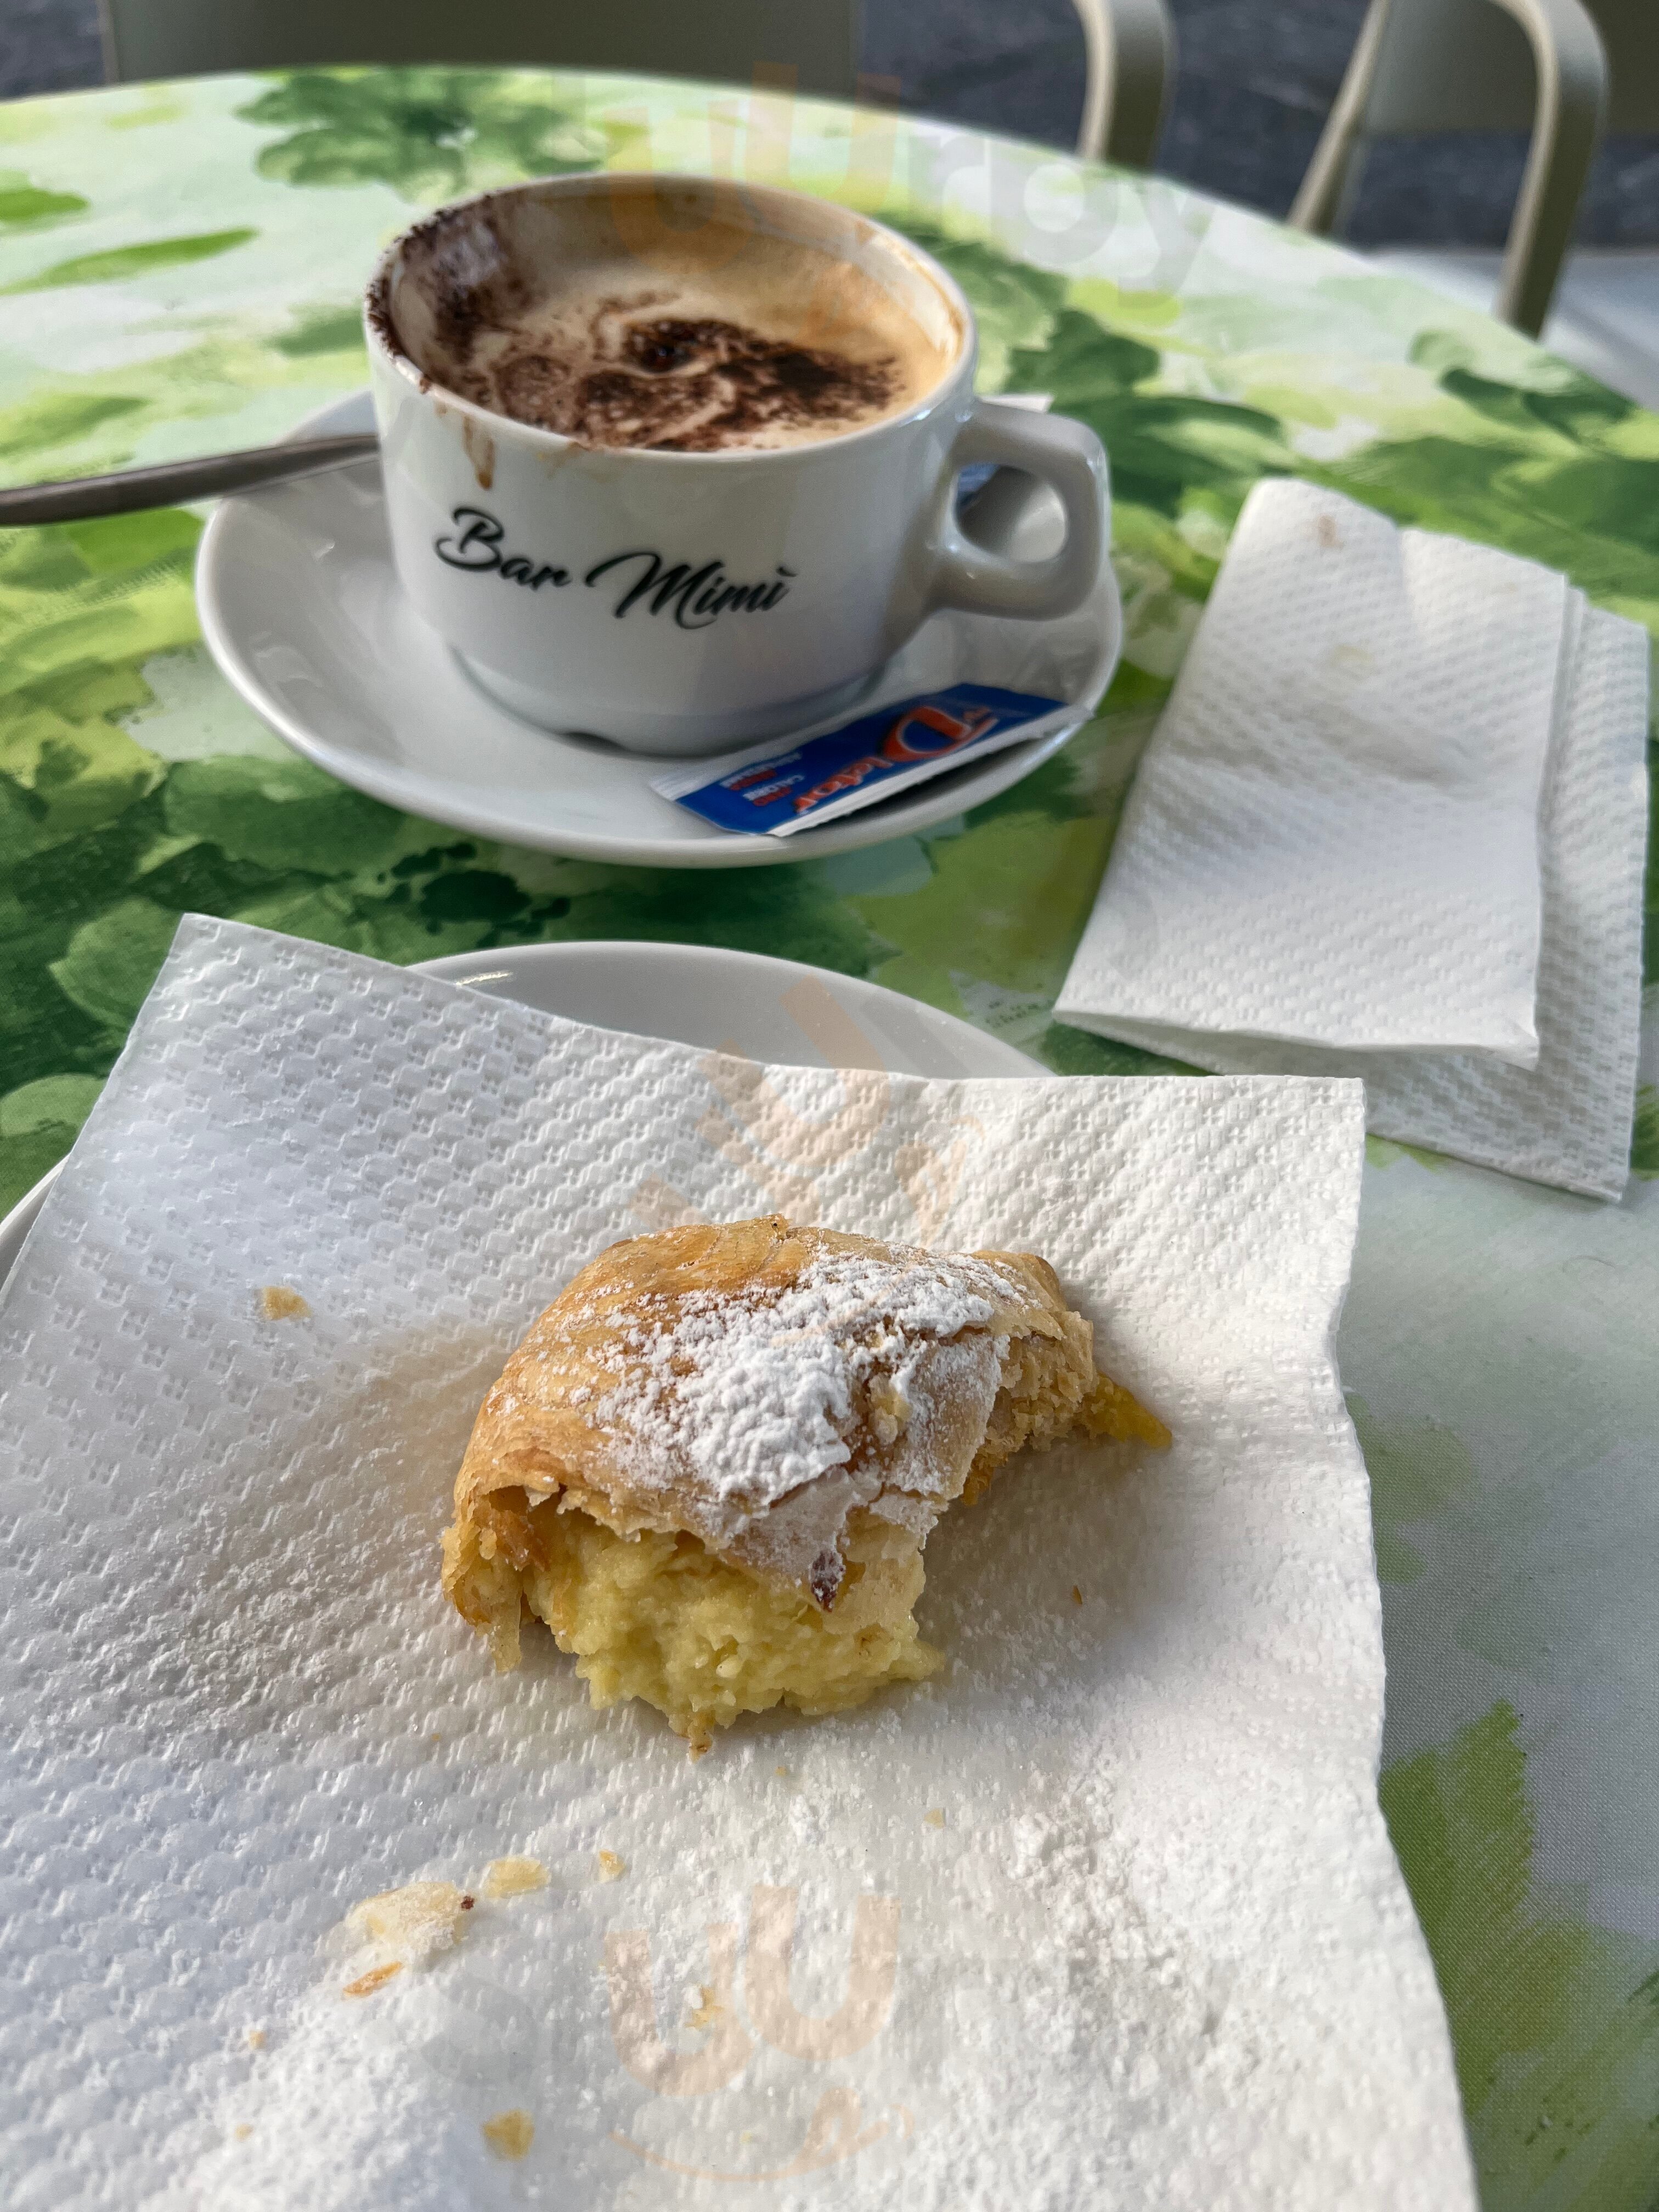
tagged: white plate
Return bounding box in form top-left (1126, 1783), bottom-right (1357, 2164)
top-left (195, 392), bottom-right (1122, 869)
top-left (0, 940), bottom-right (1042, 1293)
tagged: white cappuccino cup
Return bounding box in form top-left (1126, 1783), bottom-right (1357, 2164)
top-left (365, 172), bottom-right (1108, 756)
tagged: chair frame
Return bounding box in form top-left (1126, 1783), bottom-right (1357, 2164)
top-left (1289, 0), bottom-right (1609, 335)
top-left (1074, 0), bottom-right (1175, 168)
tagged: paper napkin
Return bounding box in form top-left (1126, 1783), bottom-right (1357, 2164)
top-left (1056, 479), bottom-right (1651, 1198)
top-left (0, 918), bottom-right (1474, 2211)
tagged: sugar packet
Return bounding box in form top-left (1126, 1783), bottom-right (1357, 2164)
top-left (653, 681), bottom-right (1070, 836)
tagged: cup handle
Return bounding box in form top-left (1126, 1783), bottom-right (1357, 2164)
top-left (927, 400), bottom-right (1109, 620)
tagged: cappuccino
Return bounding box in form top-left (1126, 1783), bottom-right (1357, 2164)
top-left (366, 172), bottom-right (1105, 750)
top-left (379, 184), bottom-right (955, 454)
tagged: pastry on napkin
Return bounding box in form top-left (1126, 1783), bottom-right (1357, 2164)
top-left (1056, 477), bottom-right (1651, 1198)
top-left (0, 917), bottom-right (1476, 2210)
top-left (443, 1214), bottom-right (1167, 1748)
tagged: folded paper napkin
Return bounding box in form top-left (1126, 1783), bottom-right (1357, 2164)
top-left (1056, 478), bottom-right (1651, 1199)
top-left (0, 917), bottom-right (1475, 2211)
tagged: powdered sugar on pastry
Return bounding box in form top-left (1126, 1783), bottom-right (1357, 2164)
top-left (450, 1216), bottom-right (1100, 1594)
top-left (583, 1243), bottom-right (1015, 1510)
top-left (581, 1248), bottom-right (1013, 1589)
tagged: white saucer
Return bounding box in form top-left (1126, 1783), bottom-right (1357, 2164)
top-left (0, 939), bottom-right (1042, 1293)
top-left (195, 392), bottom-right (1122, 870)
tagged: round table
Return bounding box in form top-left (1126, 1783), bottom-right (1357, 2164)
top-left (2, 66), bottom-right (1655, 2209)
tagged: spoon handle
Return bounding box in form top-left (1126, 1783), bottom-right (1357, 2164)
top-left (0, 432), bottom-right (381, 526)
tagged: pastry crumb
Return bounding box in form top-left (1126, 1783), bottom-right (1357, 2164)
top-left (348, 1879), bottom-right (470, 1963)
top-left (482, 1855), bottom-right (549, 1900)
top-left (686, 1983), bottom-right (723, 2029)
top-left (245, 2028), bottom-right (266, 2050)
top-left (257, 1285), bottom-right (309, 1321)
top-left (924, 1808), bottom-right (945, 1829)
top-left (342, 1961), bottom-right (404, 1999)
top-left (596, 1850), bottom-right (625, 1882)
top-left (1071, 1585), bottom-right (1083, 1605)
top-left (482, 2109), bottom-right (534, 2160)
top-left (233, 2124), bottom-right (253, 2142)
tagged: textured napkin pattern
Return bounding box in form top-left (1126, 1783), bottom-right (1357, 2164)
top-left (0, 918), bottom-right (1473, 2211)
top-left (1058, 481), bottom-right (1651, 1199)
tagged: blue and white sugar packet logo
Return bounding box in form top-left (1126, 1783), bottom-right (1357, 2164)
top-left (655, 682), bottom-right (1070, 838)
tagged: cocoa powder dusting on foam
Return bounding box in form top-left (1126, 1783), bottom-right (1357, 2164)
top-left (374, 196), bottom-right (529, 392)
top-left (462, 307), bottom-right (899, 453)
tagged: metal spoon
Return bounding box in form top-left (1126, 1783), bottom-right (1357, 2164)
top-left (0, 432), bottom-right (381, 526)
top-left (0, 426), bottom-right (1036, 530)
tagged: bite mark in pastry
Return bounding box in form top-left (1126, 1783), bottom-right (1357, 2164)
top-left (442, 1215), bottom-right (1167, 1747)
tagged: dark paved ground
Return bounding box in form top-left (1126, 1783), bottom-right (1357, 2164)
top-left (1, 0), bottom-right (1655, 242)
top-left (1, 0), bottom-right (101, 97)
top-left (865, 0), bottom-right (1659, 244)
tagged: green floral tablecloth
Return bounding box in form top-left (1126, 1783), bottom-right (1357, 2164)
top-left (2, 67), bottom-right (1655, 2208)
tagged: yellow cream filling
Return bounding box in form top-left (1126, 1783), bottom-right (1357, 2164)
top-left (445, 1503), bottom-right (938, 1746)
